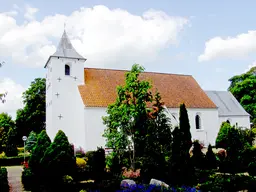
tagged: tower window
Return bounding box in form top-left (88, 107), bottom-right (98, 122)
top-left (65, 64), bottom-right (70, 75)
top-left (195, 114), bottom-right (201, 129)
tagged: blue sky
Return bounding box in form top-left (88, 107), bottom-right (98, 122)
top-left (1, 0), bottom-right (256, 118)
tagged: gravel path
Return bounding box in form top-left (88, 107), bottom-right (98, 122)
top-left (5, 166), bottom-right (28, 192)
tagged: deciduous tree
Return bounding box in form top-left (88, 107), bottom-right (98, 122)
top-left (103, 64), bottom-right (153, 169)
top-left (228, 66), bottom-right (256, 127)
top-left (16, 78), bottom-right (46, 145)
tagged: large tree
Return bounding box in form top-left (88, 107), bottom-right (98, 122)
top-left (228, 66), bottom-right (256, 127)
top-left (170, 103), bottom-right (193, 185)
top-left (103, 64), bottom-right (153, 169)
top-left (0, 113), bottom-right (15, 150)
top-left (16, 78), bottom-right (46, 143)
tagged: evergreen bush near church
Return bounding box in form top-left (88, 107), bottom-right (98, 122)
top-left (40, 130), bottom-right (76, 184)
top-left (205, 144), bottom-right (217, 170)
top-left (191, 140), bottom-right (206, 169)
top-left (29, 130), bottom-right (51, 178)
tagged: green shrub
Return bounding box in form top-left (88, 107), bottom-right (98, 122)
top-left (0, 167), bottom-right (9, 192)
top-left (92, 147), bottom-right (106, 181)
top-left (22, 168), bottom-right (35, 191)
top-left (29, 130), bottom-right (51, 178)
top-left (191, 140), bottom-right (206, 169)
top-left (199, 174), bottom-right (256, 191)
top-left (216, 122), bottom-right (232, 148)
top-left (205, 144), bottom-right (217, 169)
top-left (0, 156), bottom-right (30, 166)
top-left (40, 130), bottom-right (76, 183)
top-left (26, 131), bottom-right (37, 152)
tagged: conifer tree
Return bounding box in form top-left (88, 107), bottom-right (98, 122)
top-left (170, 103), bottom-right (193, 185)
top-left (205, 144), bottom-right (217, 169)
top-left (26, 131), bottom-right (37, 152)
top-left (41, 130), bottom-right (76, 183)
top-left (191, 140), bottom-right (205, 169)
top-left (29, 130), bottom-right (51, 176)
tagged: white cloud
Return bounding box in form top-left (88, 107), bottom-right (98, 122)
top-left (198, 31), bottom-right (256, 62)
top-left (244, 61), bottom-right (256, 73)
top-left (0, 5), bottom-right (188, 68)
top-left (0, 78), bottom-right (26, 117)
top-left (24, 5), bottom-right (38, 21)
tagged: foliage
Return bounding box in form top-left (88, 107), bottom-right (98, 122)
top-left (25, 131), bottom-right (37, 152)
top-left (228, 66), bottom-right (256, 126)
top-left (5, 127), bottom-right (18, 157)
top-left (217, 124), bottom-right (253, 173)
top-left (0, 151), bottom-right (6, 158)
top-left (103, 64), bottom-right (153, 169)
top-left (0, 167), bottom-right (9, 192)
top-left (199, 173), bottom-right (256, 192)
top-left (215, 122), bottom-right (233, 148)
top-left (29, 130), bottom-right (51, 177)
top-left (0, 155), bottom-right (30, 166)
top-left (92, 147), bottom-right (106, 181)
top-left (41, 130), bottom-right (76, 183)
top-left (170, 103), bottom-right (193, 185)
top-left (0, 113), bottom-right (15, 151)
top-left (76, 157), bottom-right (86, 169)
top-left (205, 144), bottom-right (217, 170)
top-left (75, 146), bottom-right (85, 157)
top-left (22, 167), bottom-right (35, 191)
top-left (191, 140), bottom-right (206, 169)
top-left (16, 78), bottom-right (46, 145)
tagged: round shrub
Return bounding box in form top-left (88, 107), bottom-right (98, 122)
top-left (76, 157), bottom-right (86, 169)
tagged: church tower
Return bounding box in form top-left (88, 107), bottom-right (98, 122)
top-left (44, 30), bottom-right (86, 149)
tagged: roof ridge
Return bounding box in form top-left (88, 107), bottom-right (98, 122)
top-left (84, 67), bottom-right (192, 77)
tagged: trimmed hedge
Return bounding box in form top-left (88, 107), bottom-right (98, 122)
top-left (0, 167), bottom-right (9, 192)
top-left (0, 156), bottom-right (30, 166)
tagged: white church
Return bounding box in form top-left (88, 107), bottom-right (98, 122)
top-left (45, 31), bottom-right (251, 151)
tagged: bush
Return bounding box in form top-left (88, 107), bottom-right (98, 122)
top-left (199, 174), bottom-right (256, 191)
top-left (40, 130), bottom-right (76, 183)
top-left (0, 156), bottom-right (30, 166)
top-left (216, 122), bottom-right (232, 148)
top-left (0, 167), bottom-right (9, 192)
top-left (75, 147), bottom-right (85, 157)
top-left (22, 168), bottom-right (35, 191)
top-left (29, 129), bottom-right (51, 179)
top-left (191, 140), bottom-right (206, 169)
top-left (76, 157), bottom-right (86, 169)
top-left (205, 144), bottom-right (217, 169)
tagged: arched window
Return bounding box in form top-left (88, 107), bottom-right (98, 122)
top-left (65, 64), bottom-right (70, 75)
top-left (226, 119), bottom-right (230, 124)
top-left (195, 114), bottom-right (201, 129)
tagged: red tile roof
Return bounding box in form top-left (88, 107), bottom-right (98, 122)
top-left (78, 68), bottom-right (217, 108)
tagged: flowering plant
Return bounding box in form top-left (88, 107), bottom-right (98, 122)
top-left (21, 161), bottom-right (29, 169)
top-left (122, 167), bottom-right (140, 179)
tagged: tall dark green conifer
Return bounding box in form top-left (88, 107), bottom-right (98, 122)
top-left (29, 130), bottom-right (51, 177)
top-left (170, 103), bottom-right (193, 185)
top-left (41, 130), bottom-right (76, 183)
top-left (205, 144), bottom-right (217, 169)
